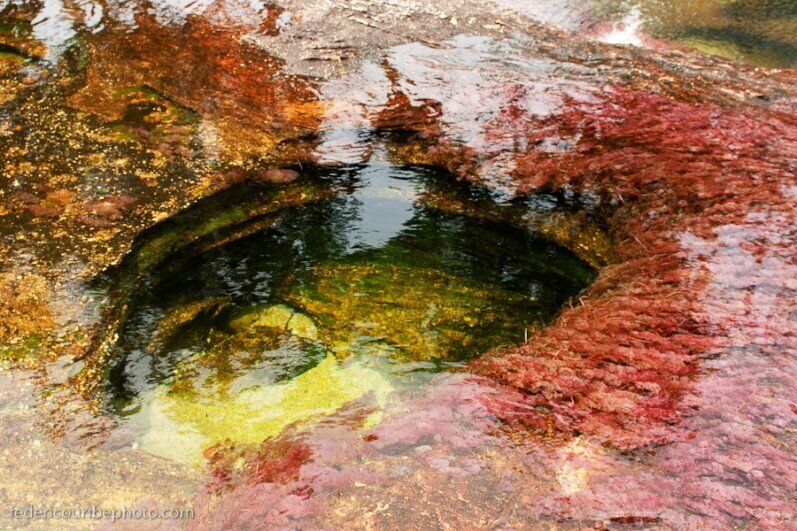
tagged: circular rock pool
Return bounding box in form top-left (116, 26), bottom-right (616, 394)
top-left (104, 163), bottom-right (597, 463)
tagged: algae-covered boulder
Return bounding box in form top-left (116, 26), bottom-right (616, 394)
top-left (228, 303), bottom-right (318, 340)
top-left (138, 355), bottom-right (393, 464)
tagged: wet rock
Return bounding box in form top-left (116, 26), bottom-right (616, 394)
top-left (67, 10), bottom-right (324, 163)
top-left (26, 203), bottom-right (61, 217)
top-left (256, 168), bottom-right (300, 184)
top-left (84, 195), bottom-right (137, 221)
top-left (0, 272), bottom-right (53, 356)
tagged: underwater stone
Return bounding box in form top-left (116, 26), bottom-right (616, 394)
top-left (137, 355), bottom-right (393, 464)
top-left (228, 304), bottom-right (318, 341)
top-left (282, 262), bottom-right (542, 362)
top-left (149, 297), bottom-right (232, 351)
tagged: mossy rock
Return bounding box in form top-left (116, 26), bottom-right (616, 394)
top-left (228, 303), bottom-right (318, 340)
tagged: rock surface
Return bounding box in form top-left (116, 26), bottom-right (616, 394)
top-left (1, 0), bottom-right (796, 529)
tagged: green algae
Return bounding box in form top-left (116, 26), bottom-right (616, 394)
top-left (138, 354), bottom-right (393, 465)
top-left (187, 327), bottom-right (324, 387)
top-left (416, 178), bottom-right (615, 269)
top-left (678, 30), bottom-right (797, 68)
top-left (283, 261), bottom-right (540, 362)
top-left (677, 27), bottom-right (797, 67)
top-left (0, 333), bottom-right (45, 361)
top-left (0, 49), bottom-right (25, 66)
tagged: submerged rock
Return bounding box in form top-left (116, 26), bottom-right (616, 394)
top-left (228, 304), bottom-right (318, 340)
top-left (134, 301), bottom-right (392, 465)
top-left (149, 297), bottom-right (231, 351)
top-left (155, 304), bottom-right (326, 395)
top-left (138, 355), bottom-right (393, 464)
top-left (0, 272), bottom-right (53, 359)
top-left (283, 262), bottom-right (542, 362)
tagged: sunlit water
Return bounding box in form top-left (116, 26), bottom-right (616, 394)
top-left (498, 0), bottom-right (797, 66)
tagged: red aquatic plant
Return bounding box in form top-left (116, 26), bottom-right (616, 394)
top-left (460, 87), bottom-right (797, 525)
top-left (178, 86), bottom-right (797, 528)
top-left (470, 86), bottom-right (797, 445)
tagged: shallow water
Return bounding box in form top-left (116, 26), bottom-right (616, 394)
top-left (499, 0), bottom-right (797, 66)
top-left (1, 0), bottom-right (795, 529)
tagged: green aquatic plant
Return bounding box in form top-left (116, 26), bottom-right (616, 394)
top-left (283, 261), bottom-right (543, 362)
top-left (130, 181), bottom-right (334, 273)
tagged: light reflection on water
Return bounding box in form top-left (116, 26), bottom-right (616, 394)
top-left (498, 0), bottom-right (797, 66)
top-left (6, 0), bottom-right (797, 66)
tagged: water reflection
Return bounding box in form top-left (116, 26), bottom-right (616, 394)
top-left (497, 0), bottom-right (797, 66)
top-left (1, 0), bottom-right (288, 62)
top-left (8, 0), bottom-right (797, 69)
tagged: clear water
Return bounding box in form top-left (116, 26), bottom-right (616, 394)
top-left (105, 164), bottom-right (594, 463)
top-left (499, 0), bottom-right (797, 67)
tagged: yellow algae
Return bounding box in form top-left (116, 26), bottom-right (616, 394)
top-left (138, 355), bottom-right (393, 464)
top-left (229, 304), bottom-right (294, 332)
top-left (286, 312), bottom-right (319, 341)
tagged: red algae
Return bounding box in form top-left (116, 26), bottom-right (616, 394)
top-left (466, 87), bottom-right (797, 525)
top-left (143, 78), bottom-right (797, 531)
top-left (471, 88), bottom-right (797, 441)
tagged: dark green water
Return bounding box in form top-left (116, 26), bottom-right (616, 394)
top-left (105, 164), bottom-right (595, 463)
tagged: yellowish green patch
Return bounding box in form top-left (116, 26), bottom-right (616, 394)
top-left (229, 303), bottom-right (318, 340)
top-left (138, 355), bottom-right (392, 464)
